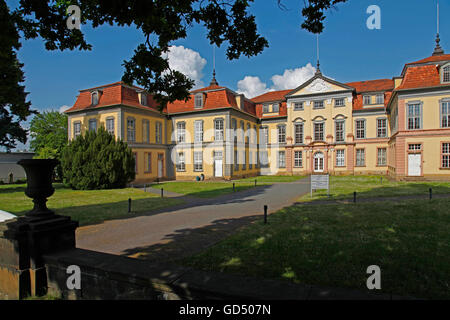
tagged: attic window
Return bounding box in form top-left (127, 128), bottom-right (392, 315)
top-left (443, 65), bottom-right (450, 83)
top-left (195, 93), bottom-right (203, 108)
top-left (140, 93), bottom-right (148, 106)
top-left (376, 94), bottom-right (384, 104)
top-left (91, 91), bottom-right (99, 105)
top-left (272, 103), bottom-right (279, 113)
top-left (363, 95), bottom-right (371, 105)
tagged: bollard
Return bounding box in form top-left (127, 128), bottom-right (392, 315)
top-left (233, 183), bottom-right (235, 192)
top-left (353, 191), bottom-right (357, 203)
top-left (128, 198), bottom-right (132, 213)
top-left (380, 177), bottom-right (383, 184)
top-left (429, 188), bottom-right (432, 200)
top-left (161, 188), bottom-right (164, 198)
top-left (264, 205), bottom-right (268, 224)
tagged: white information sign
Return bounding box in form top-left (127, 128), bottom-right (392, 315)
top-left (310, 174), bottom-right (330, 197)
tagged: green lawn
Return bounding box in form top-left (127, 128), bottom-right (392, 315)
top-left (0, 184), bottom-right (183, 226)
top-left (235, 175), bottom-right (305, 183)
top-left (299, 175), bottom-right (450, 202)
top-left (150, 181), bottom-right (265, 198)
top-left (181, 198), bottom-right (450, 299)
top-left (151, 176), bottom-right (305, 198)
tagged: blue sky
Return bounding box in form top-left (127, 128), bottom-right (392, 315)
top-left (9, 0), bottom-right (449, 149)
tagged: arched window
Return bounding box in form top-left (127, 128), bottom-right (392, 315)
top-left (314, 152), bottom-right (324, 172)
top-left (443, 65), bottom-right (450, 83)
top-left (91, 91), bottom-right (99, 105)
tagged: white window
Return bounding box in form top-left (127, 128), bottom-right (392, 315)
top-left (407, 103), bottom-right (422, 130)
top-left (334, 98), bottom-right (345, 107)
top-left (294, 102), bottom-right (303, 111)
top-left (356, 149), bottom-right (365, 166)
top-left (246, 123), bottom-right (250, 143)
top-left (215, 119), bottom-right (224, 141)
top-left (278, 125), bottom-right (286, 143)
top-left (91, 91), bottom-right (99, 105)
top-left (442, 143), bottom-right (450, 168)
top-left (155, 122), bottom-right (162, 143)
top-left (194, 120), bottom-right (203, 142)
top-left (356, 119), bottom-right (366, 139)
top-left (378, 148), bottom-right (387, 166)
top-left (278, 151), bottom-right (285, 168)
top-left (363, 95), bottom-right (371, 105)
top-left (314, 122), bottom-right (324, 141)
top-left (260, 151), bottom-right (269, 168)
top-left (408, 144), bottom-right (422, 151)
top-left (263, 104), bottom-right (269, 113)
top-left (177, 152), bottom-right (185, 172)
top-left (249, 152), bottom-right (253, 169)
top-left (294, 123), bottom-right (303, 144)
top-left (177, 122), bottom-right (186, 143)
top-left (443, 66), bottom-right (450, 83)
top-left (272, 103), bottom-right (279, 113)
top-left (253, 125), bottom-right (257, 144)
top-left (240, 121), bottom-right (245, 142)
top-left (106, 118), bottom-right (114, 135)
top-left (376, 94), bottom-right (384, 105)
top-left (294, 151), bottom-right (302, 168)
top-left (260, 127), bottom-right (268, 145)
top-left (142, 120), bottom-right (150, 143)
top-left (195, 93), bottom-right (203, 108)
top-left (335, 120), bottom-right (345, 142)
top-left (313, 100), bottom-right (324, 109)
top-left (88, 119), bottom-right (97, 132)
top-left (234, 150), bottom-right (239, 171)
top-left (441, 101), bottom-right (450, 128)
top-left (194, 151), bottom-right (203, 171)
top-left (74, 122), bottom-right (81, 137)
top-left (336, 149), bottom-right (345, 167)
top-left (127, 118), bottom-right (135, 142)
top-left (377, 118), bottom-right (387, 138)
top-left (232, 119), bottom-right (237, 143)
top-left (242, 151), bottom-right (246, 170)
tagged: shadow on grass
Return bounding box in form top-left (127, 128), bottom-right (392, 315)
top-left (124, 198), bottom-right (450, 299)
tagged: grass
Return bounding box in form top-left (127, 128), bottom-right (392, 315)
top-left (151, 175), bottom-right (305, 198)
top-left (150, 181), bottom-right (263, 198)
top-left (299, 175), bottom-right (450, 202)
top-left (0, 184), bottom-right (183, 226)
top-left (235, 175), bottom-right (305, 183)
top-left (181, 198), bottom-right (450, 299)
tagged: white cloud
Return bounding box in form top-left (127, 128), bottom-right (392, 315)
top-left (237, 76), bottom-right (273, 99)
top-left (271, 63), bottom-right (316, 90)
top-left (59, 105), bottom-right (70, 113)
top-left (163, 46), bottom-right (207, 89)
top-left (236, 63), bottom-right (316, 98)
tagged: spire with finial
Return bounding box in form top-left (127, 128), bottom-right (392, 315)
top-left (315, 34), bottom-right (322, 75)
top-left (210, 45), bottom-right (219, 86)
top-left (433, 0), bottom-right (445, 56)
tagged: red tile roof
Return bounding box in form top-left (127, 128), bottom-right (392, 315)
top-left (251, 89), bottom-right (292, 103)
top-left (396, 64), bottom-right (443, 90)
top-left (65, 82), bottom-right (161, 113)
top-left (346, 79), bottom-right (394, 93)
top-left (190, 84), bottom-right (226, 93)
top-left (405, 54), bottom-right (450, 66)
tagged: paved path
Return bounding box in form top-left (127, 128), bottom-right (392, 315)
top-left (76, 179), bottom-right (310, 261)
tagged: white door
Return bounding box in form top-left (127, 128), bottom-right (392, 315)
top-left (408, 154), bottom-right (421, 176)
top-left (215, 159), bottom-right (223, 177)
top-left (158, 159), bottom-right (163, 178)
top-left (314, 152), bottom-right (324, 173)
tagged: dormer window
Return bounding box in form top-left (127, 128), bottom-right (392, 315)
top-left (91, 91), bottom-right (99, 105)
top-left (195, 93), bottom-right (203, 108)
top-left (376, 94), bottom-right (384, 104)
top-left (140, 93), bottom-right (148, 106)
top-left (363, 95), bottom-right (371, 105)
top-left (263, 104), bottom-right (269, 113)
top-left (272, 103), bottom-right (279, 113)
top-left (443, 65), bottom-right (450, 83)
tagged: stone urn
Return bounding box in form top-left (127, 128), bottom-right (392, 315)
top-left (17, 159), bottom-right (59, 220)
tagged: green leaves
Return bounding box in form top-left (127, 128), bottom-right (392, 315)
top-left (61, 127), bottom-right (135, 190)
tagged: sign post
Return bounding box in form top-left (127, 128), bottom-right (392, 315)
top-left (310, 174), bottom-right (330, 197)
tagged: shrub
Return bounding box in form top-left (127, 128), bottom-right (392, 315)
top-left (61, 127), bottom-right (135, 190)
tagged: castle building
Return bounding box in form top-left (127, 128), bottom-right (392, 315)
top-left (65, 38), bottom-right (450, 182)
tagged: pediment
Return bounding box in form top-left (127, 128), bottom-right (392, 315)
top-left (286, 74), bottom-right (354, 97)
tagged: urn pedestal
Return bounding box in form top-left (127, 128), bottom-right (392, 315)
top-left (0, 159), bottom-right (78, 299)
